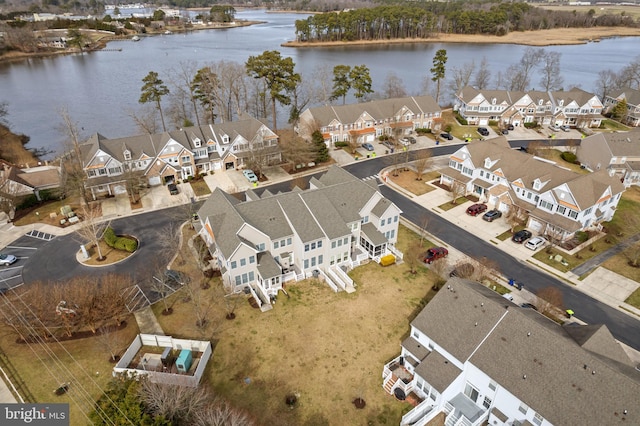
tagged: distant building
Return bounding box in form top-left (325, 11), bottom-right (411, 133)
top-left (603, 87), bottom-right (640, 127)
top-left (578, 128), bottom-right (640, 187)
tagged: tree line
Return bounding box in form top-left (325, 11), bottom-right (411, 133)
top-left (294, 2), bottom-right (637, 43)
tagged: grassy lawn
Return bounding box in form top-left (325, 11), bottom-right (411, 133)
top-left (534, 149), bottom-right (587, 174)
top-left (153, 225), bottom-right (440, 425)
top-left (189, 178), bottom-right (212, 197)
top-left (533, 236), bottom-right (617, 273)
top-left (389, 169), bottom-right (439, 196)
top-left (13, 198), bottom-right (82, 227)
top-left (624, 287), bottom-right (640, 310)
top-left (599, 119), bottom-right (631, 132)
top-left (438, 197), bottom-right (469, 211)
top-left (0, 317), bottom-right (140, 426)
top-left (496, 225), bottom-right (526, 242)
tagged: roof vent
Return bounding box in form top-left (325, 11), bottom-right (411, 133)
top-left (480, 302), bottom-right (484, 307)
top-left (624, 410), bottom-right (628, 415)
top-left (474, 322), bottom-right (478, 327)
top-left (523, 374), bottom-right (527, 379)
top-left (592, 370), bottom-right (596, 375)
top-left (527, 332), bottom-right (531, 337)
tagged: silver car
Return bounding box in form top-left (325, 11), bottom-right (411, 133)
top-left (0, 253), bottom-right (17, 265)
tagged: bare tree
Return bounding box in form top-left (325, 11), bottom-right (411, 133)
top-left (473, 57), bottom-right (492, 90)
top-left (617, 56), bottom-right (640, 90)
top-left (381, 72), bottom-right (407, 99)
top-left (545, 225), bottom-right (565, 254)
top-left (168, 61), bottom-right (201, 127)
top-left (280, 136), bottom-right (316, 170)
top-left (447, 60), bottom-right (475, 100)
top-left (414, 149), bottom-right (433, 181)
top-left (127, 105), bottom-right (159, 134)
top-left (536, 286), bottom-right (564, 316)
top-left (448, 180), bottom-right (466, 204)
top-left (194, 400), bottom-right (255, 426)
top-left (405, 242), bottom-right (423, 275)
top-left (140, 380), bottom-right (210, 424)
top-left (595, 69), bottom-right (620, 101)
top-left (75, 204), bottom-right (111, 261)
top-left (97, 324), bottom-right (125, 362)
top-left (184, 278), bottom-right (215, 331)
top-left (57, 107), bottom-right (89, 206)
top-left (429, 256), bottom-right (450, 281)
top-left (473, 256), bottom-right (501, 283)
top-left (539, 51), bottom-right (564, 91)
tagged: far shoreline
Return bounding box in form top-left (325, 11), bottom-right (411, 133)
top-left (282, 26), bottom-right (640, 48)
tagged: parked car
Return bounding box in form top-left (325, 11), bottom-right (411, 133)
top-left (466, 203), bottom-right (487, 216)
top-left (512, 229), bottom-right (532, 243)
top-left (167, 183), bottom-right (179, 195)
top-left (407, 136), bottom-right (417, 144)
top-left (507, 124), bottom-right (514, 131)
top-left (520, 303), bottom-right (538, 311)
top-left (449, 262), bottom-right (475, 278)
top-left (242, 169), bottom-right (258, 183)
top-left (381, 141), bottom-right (395, 150)
top-left (501, 129), bottom-right (509, 135)
top-left (362, 142), bottom-right (375, 151)
top-left (482, 210), bottom-right (502, 222)
top-left (503, 293), bottom-right (515, 302)
top-left (477, 127), bottom-right (490, 136)
top-left (560, 125), bottom-right (571, 132)
top-left (0, 253), bottom-right (17, 266)
top-left (440, 133), bottom-right (453, 140)
top-left (423, 247), bottom-right (448, 264)
top-left (549, 124), bottom-right (561, 132)
top-left (399, 138), bottom-right (411, 146)
top-left (524, 236), bottom-right (547, 251)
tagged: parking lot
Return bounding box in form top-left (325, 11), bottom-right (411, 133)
top-left (0, 231), bottom-right (56, 292)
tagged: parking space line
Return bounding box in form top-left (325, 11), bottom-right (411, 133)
top-left (4, 246), bottom-right (37, 250)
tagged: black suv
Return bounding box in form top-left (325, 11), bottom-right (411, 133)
top-left (440, 133), bottom-right (453, 140)
top-left (168, 183), bottom-right (179, 195)
top-left (512, 229), bottom-right (532, 243)
top-left (477, 127), bottom-right (490, 137)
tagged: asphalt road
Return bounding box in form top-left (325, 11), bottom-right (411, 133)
top-left (15, 139), bottom-right (640, 351)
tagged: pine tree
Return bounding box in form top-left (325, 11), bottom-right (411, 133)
top-left (312, 130), bottom-right (329, 163)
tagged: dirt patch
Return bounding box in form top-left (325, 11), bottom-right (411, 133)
top-left (81, 240), bottom-right (133, 266)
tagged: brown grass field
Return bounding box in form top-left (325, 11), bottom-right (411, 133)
top-left (388, 169), bottom-right (440, 196)
top-left (154, 225), bottom-right (439, 425)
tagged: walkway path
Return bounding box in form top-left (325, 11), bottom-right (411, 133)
top-left (571, 232), bottom-right (640, 276)
top-left (134, 307), bottom-right (165, 335)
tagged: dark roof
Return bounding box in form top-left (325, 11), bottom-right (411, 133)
top-left (411, 279), bottom-right (640, 426)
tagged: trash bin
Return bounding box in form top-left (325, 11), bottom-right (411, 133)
top-left (508, 278), bottom-right (515, 286)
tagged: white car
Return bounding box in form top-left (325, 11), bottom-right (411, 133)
top-left (0, 253), bottom-right (17, 266)
top-left (525, 236), bottom-right (547, 251)
top-left (549, 124), bottom-right (561, 132)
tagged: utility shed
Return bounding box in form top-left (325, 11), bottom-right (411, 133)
top-left (176, 349), bottom-right (192, 374)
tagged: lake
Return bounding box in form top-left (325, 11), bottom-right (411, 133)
top-left (0, 8), bottom-right (637, 158)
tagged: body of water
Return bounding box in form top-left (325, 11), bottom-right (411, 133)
top-left (0, 9), bottom-right (637, 158)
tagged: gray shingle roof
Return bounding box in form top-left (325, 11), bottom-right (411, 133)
top-left (412, 279), bottom-right (639, 426)
top-left (609, 87), bottom-right (640, 107)
top-left (257, 252), bottom-right (281, 280)
top-left (414, 349), bottom-right (462, 394)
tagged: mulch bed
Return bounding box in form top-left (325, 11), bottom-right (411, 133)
top-left (16, 321), bottom-right (128, 344)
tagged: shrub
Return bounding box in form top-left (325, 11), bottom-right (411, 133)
top-left (380, 254), bottom-right (396, 266)
top-left (488, 120), bottom-right (498, 126)
top-left (334, 141), bottom-right (349, 148)
top-left (16, 195), bottom-right (38, 210)
top-left (524, 122), bottom-right (537, 129)
top-left (378, 135), bottom-right (390, 141)
top-left (415, 128), bottom-right (432, 134)
top-left (561, 151), bottom-right (577, 163)
top-left (103, 227), bottom-right (117, 246)
top-left (454, 112), bottom-right (468, 125)
top-left (575, 231), bottom-right (589, 243)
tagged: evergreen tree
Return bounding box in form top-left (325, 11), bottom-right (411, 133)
top-left (139, 71), bottom-right (170, 132)
top-left (611, 98), bottom-right (628, 122)
top-left (431, 49), bottom-right (447, 103)
top-left (312, 130), bottom-right (329, 163)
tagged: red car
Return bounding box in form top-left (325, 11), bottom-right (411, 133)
top-left (423, 247), bottom-right (448, 264)
top-left (466, 203), bottom-right (487, 216)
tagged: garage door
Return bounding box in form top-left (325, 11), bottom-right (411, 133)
top-left (479, 118), bottom-right (489, 125)
top-left (148, 176), bottom-right (162, 186)
top-left (366, 134), bottom-right (374, 142)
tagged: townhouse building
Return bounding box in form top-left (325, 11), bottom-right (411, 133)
top-left (603, 87), bottom-right (640, 127)
top-left (455, 86), bottom-right (603, 129)
top-left (297, 96), bottom-right (441, 147)
top-left (577, 128), bottom-right (640, 187)
top-left (196, 166), bottom-right (403, 311)
top-left (79, 116), bottom-right (280, 199)
top-left (440, 138), bottom-right (625, 241)
top-left (382, 278), bottom-right (639, 426)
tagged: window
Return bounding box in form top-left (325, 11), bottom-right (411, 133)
top-left (569, 210), bottom-right (578, 219)
top-left (287, 237), bottom-right (292, 245)
top-left (311, 257), bottom-right (316, 267)
top-left (249, 256), bottom-right (255, 264)
top-left (488, 380), bottom-right (497, 391)
top-left (124, 150), bottom-right (131, 161)
top-left (390, 229), bottom-right (395, 239)
top-left (463, 383), bottom-right (479, 403)
top-left (387, 217), bottom-right (392, 225)
top-left (557, 205), bottom-right (566, 215)
top-left (280, 239), bottom-right (286, 247)
top-left (304, 259), bottom-right (309, 269)
top-left (240, 258), bottom-right (246, 267)
top-left (413, 330), bottom-right (419, 338)
top-left (337, 239), bottom-right (342, 247)
top-left (235, 276), bottom-right (241, 286)
top-left (305, 244), bottom-right (310, 252)
top-left (332, 241), bottom-right (336, 249)
top-left (519, 403), bottom-right (529, 415)
top-left (482, 396), bottom-right (491, 409)
top-left (318, 255), bottom-right (323, 264)
top-left (394, 215), bottom-right (398, 223)
top-left (248, 271), bottom-right (254, 281)
top-left (533, 413), bottom-right (544, 426)
top-left (311, 242), bottom-right (316, 250)
top-left (230, 261), bottom-right (237, 269)
top-left (343, 237), bottom-right (349, 245)
top-left (274, 241), bottom-right (279, 249)
top-left (317, 240), bottom-right (322, 248)
top-left (181, 155), bottom-right (191, 163)
top-left (380, 219), bottom-right (385, 227)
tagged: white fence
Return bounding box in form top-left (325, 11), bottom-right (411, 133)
top-left (113, 334), bottom-right (212, 388)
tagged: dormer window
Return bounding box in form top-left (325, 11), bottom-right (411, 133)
top-left (194, 138), bottom-right (201, 148)
top-left (532, 179), bottom-right (541, 191)
top-left (538, 99), bottom-right (543, 106)
top-left (222, 135), bottom-right (229, 144)
top-left (559, 100), bottom-right (564, 107)
top-left (492, 98), bottom-right (496, 105)
top-left (123, 150), bottom-right (131, 161)
top-left (484, 158), bottom-right (492, 169)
